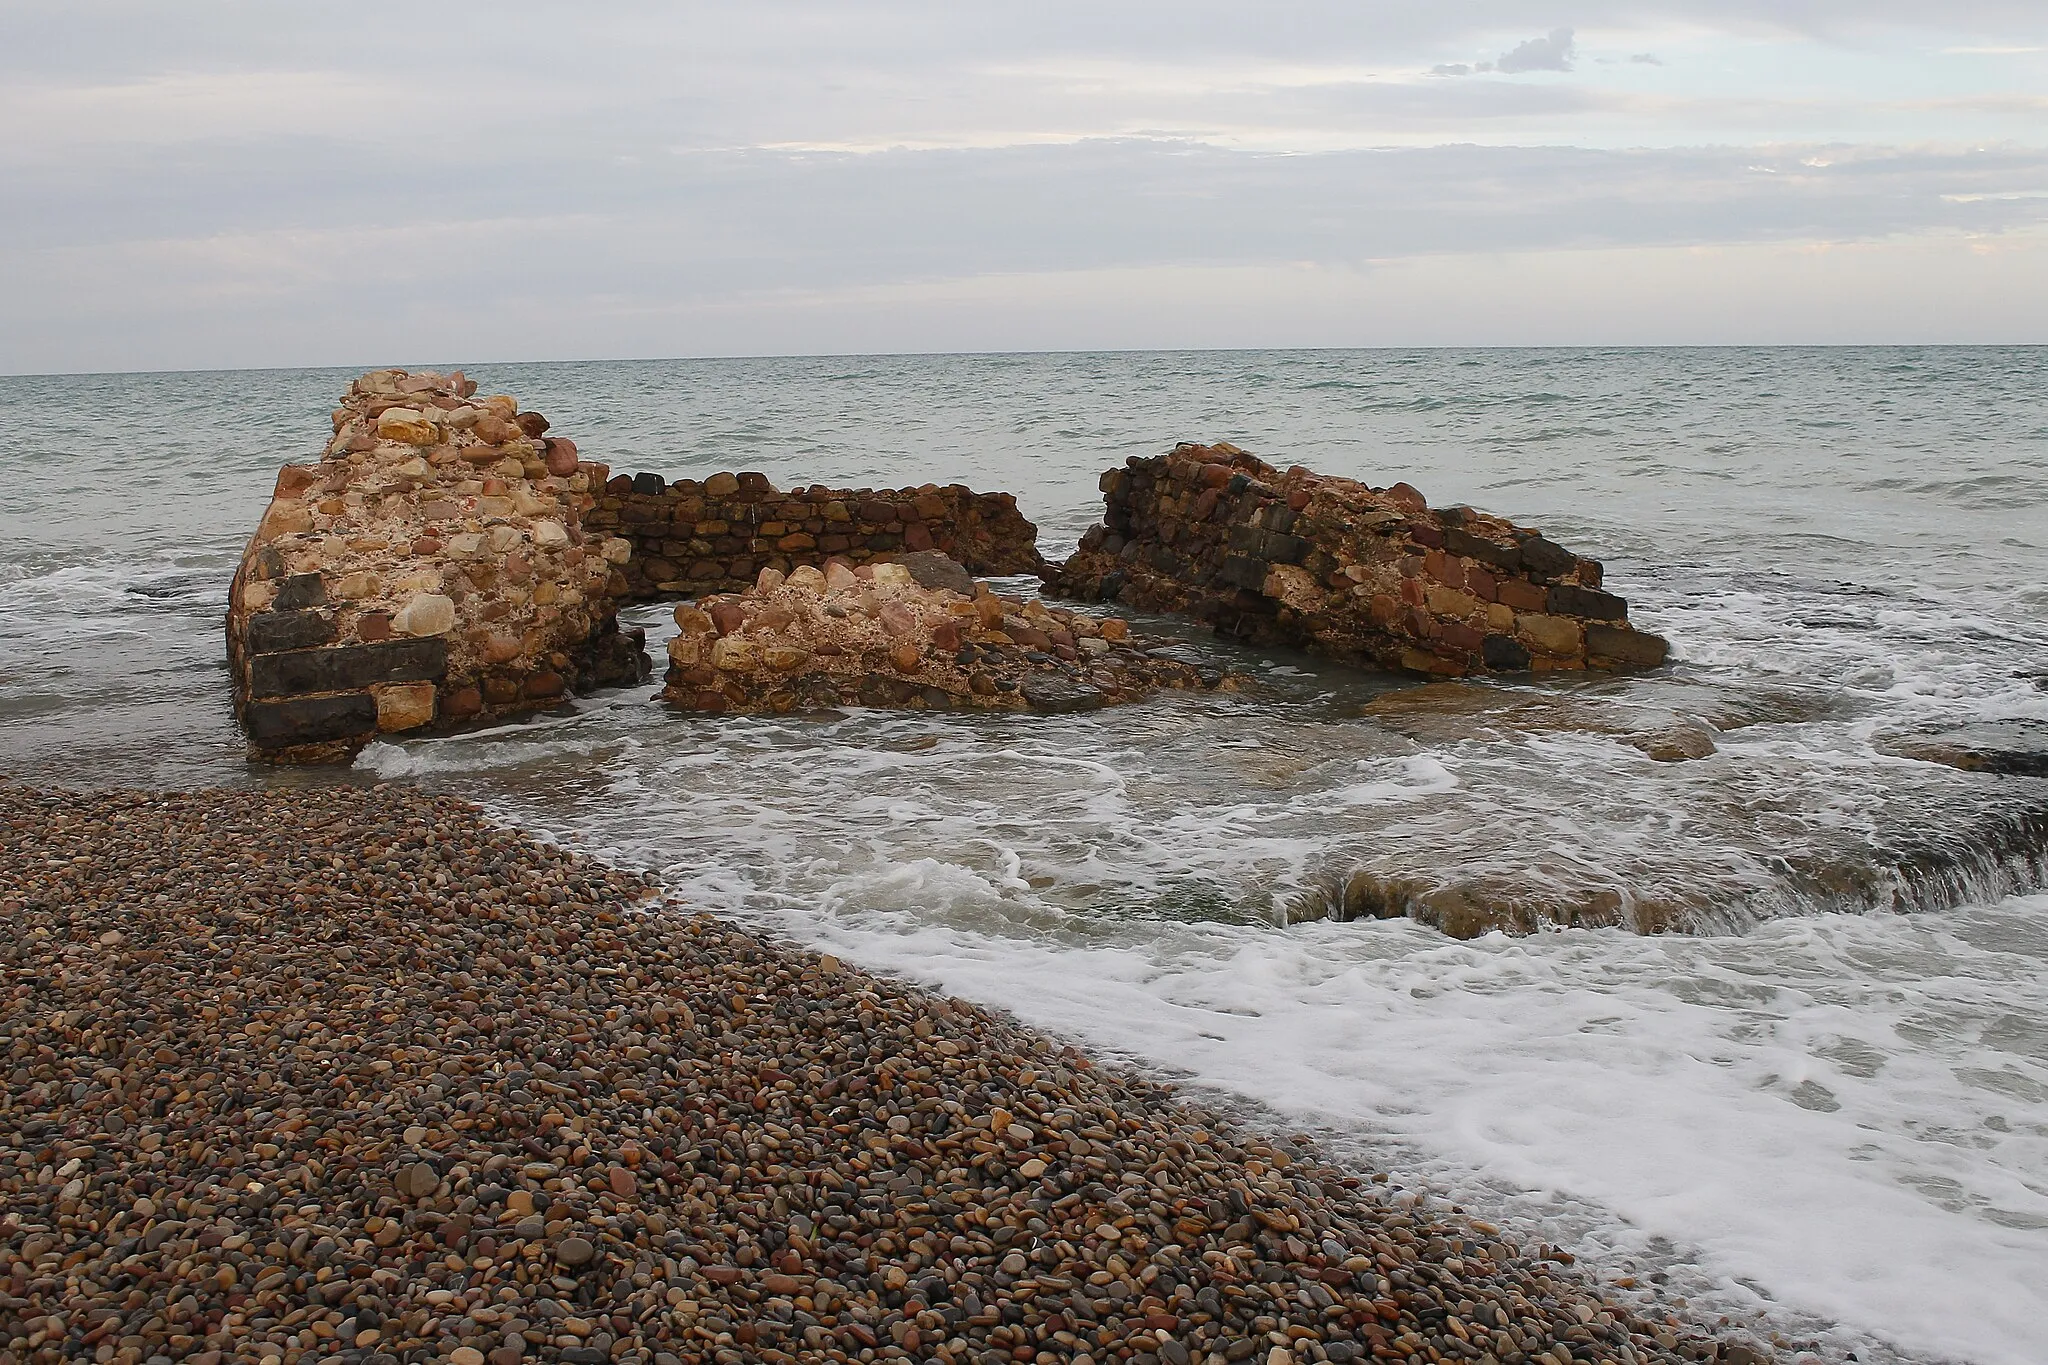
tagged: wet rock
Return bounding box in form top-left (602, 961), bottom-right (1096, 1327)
top-left (1880, 720), bottom-right (2048, 776)
top-left (663, 560), bottom-right (1229, 715)
top-left (1049, 443), bottom-right (1669, 678)
top-left (1021, 676), bottom-right (1107, 712)
top-left (896, 548), bottom-right (978, 597)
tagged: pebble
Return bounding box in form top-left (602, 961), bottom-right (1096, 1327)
top-left (0, 783), bottom-right (1764, 1365)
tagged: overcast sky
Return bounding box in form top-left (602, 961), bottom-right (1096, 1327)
top-left (4, 1), bottom-right (2047, 372)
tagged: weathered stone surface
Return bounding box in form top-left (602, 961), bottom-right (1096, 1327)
top-left (271, 571), bottom-right (327, 610)
top-left (1021, 676), bottom-right (1108, 712)
top-left (1588, 622), bottom-right (1672, 669)
top-left (372, 680), bottom-right (438, 732)
top-left (663, 555), bottom-right (1228, 714)
top-left (242, 692), bottom-right (378, 747)
top-left (896, 547), bottom-right (978, 597)
top-left (585, 473), bottom-right (1044, 601)
top-left (227, 369), bottom-right (652, 763)
top-left (247, 638), bottom-right (448, 699)
top-left (1048, 442), bottom-right (1671, 678)
top-left (244, 608), bottom-right (337, 655)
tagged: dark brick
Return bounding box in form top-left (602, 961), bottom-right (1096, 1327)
top-left (631, 471), bottom-right (667, 496)
top-left (243, 693), bottom-right (377, 748)
top-left (1548, 583), bottom-right (1629, 621)
top-left (1215, 555), bottom-right (1269, 591)
top-left (272, 572), bottom-right (326, 610)
top-left (246, 546), bottom-right (288, 581)
top-left (245, 609), bottom-right (337, 655)
top-left (248, 638), bottom-right (447, 699)
top-left (1482, 634), bottom-right (1532, 671)
top-left (1442, 528), bottom-right (1520, 572)
top-left (1520, 535), bottom-right (1578, 577)
top-left (1260, 530), bottom-right (1309, 564)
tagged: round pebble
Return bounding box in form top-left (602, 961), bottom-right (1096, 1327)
top-left (0, 783), bottom-right (1765, 1365)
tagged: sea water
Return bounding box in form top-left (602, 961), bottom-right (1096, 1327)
top-left (2, 349), bottom-right (2045, 1365)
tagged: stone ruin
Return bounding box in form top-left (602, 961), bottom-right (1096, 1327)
top-left (582, 471), bottom-right (1042, 599)
top-left (227, 370), bottom-right (651, 763)
top-left (229, 377), bottom-right (1671, 762)
top-left (1047, 442), bottom-right (1669, 676)
top-left (664, 552), bottom-right (1226, 715)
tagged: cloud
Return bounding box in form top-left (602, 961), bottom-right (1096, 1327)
top-left (3, 0), bottom-right (2048, 368)
top-left (1494, 28), bottom-right (1577, 74)
top-left (1429, 27), bottom-right (1578, 78)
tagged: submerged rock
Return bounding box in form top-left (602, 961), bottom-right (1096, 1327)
top-left (663, 554), bottom-right (1230, 714)
top-left (1360, 679), bottom-right (1722, 762)
top-left (1880, 720), bottom-right (2048, 776)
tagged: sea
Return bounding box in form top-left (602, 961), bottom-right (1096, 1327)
top-left (2, 349), bottom-right (2044, 1365)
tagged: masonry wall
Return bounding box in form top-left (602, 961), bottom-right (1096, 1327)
top-left (227, 369), bottom-right (650, 764)
top-left (581, 472), bottom-right (1043, 600)
top-left (1046, 443), bottom-right (1670, 677)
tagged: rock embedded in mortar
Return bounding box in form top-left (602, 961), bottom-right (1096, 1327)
top-left (226, 368), bottom-right (652, 763)
top-left (663, 552), bottom-right (1224, 714)
top-left (1049, 442), bottom-right (1672, 679)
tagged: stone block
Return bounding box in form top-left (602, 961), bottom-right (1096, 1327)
top-left (1548, 583), bottom-right (1628, 621)
top-left (1215, 555), bottom-right (1269, 591)
top-left (372, 681), bottom-right (438, 732)
top-left (243, 693), bottom-right (378, 748)
top-left (1519, 535), bottom-right (1578, 577)
top-left (1482, 633), bottom-right (1531, 670)
top-left (272, 572), bottom-right (327, 610)
top-left (1586, 624), bottom-right (1670, 669)
top-left (1515, 614), bottom-right (1584, 658)
top-left (1442, 527), bottom-right (1520, 571)
top-left (248, 638), bottom-right (448, 699)
top-left (245, 609), bottom-right (338, 655)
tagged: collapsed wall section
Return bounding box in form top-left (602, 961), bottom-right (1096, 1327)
top-left (227, 369), bottom-right (651, 764)
top-left (1047, 443), bottom-right (1670, 677)
top-left (581, 472), bottom-right (1043, 600)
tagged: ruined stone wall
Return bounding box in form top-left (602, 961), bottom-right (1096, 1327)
top-left (227, 370), bottom-right (650, 763)
top-left (1047, 442), bottom-right (1670, 677)
top-left (663, 552), bottom-right (1225, 716)
top-left (581, 472), bottom-right (1043, 600)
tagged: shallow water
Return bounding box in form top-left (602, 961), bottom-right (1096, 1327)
top-left (4, 348), bottom-right (2047, 1364)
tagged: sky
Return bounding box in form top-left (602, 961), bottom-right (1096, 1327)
top-left (3, 1), bottom-right (2047, 372)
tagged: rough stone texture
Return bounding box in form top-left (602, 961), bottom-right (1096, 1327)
top-left (1047, 443), bottom-right (1671, 679)
top-left (227, 370), bottom-right (652, 764)
top-left (582, 472), bottom-right (1043, 601)
top-left (0, 783), bottom-right (1771, 1365)
top-left (663, 557), bottom-right (1227, 715)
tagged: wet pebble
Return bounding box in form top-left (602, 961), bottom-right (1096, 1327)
top-left (0, 783), bottom-right (1762, 1365)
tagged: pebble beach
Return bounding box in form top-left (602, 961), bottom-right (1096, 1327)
top-left (0, 783), bottom-right (1758, 1365)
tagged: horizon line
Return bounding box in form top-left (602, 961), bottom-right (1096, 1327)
top-left (5, 338), bottom-right (2045, 382)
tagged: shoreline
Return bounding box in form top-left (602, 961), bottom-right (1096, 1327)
top-left (2, 783), bottom-right (1764, 1365)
